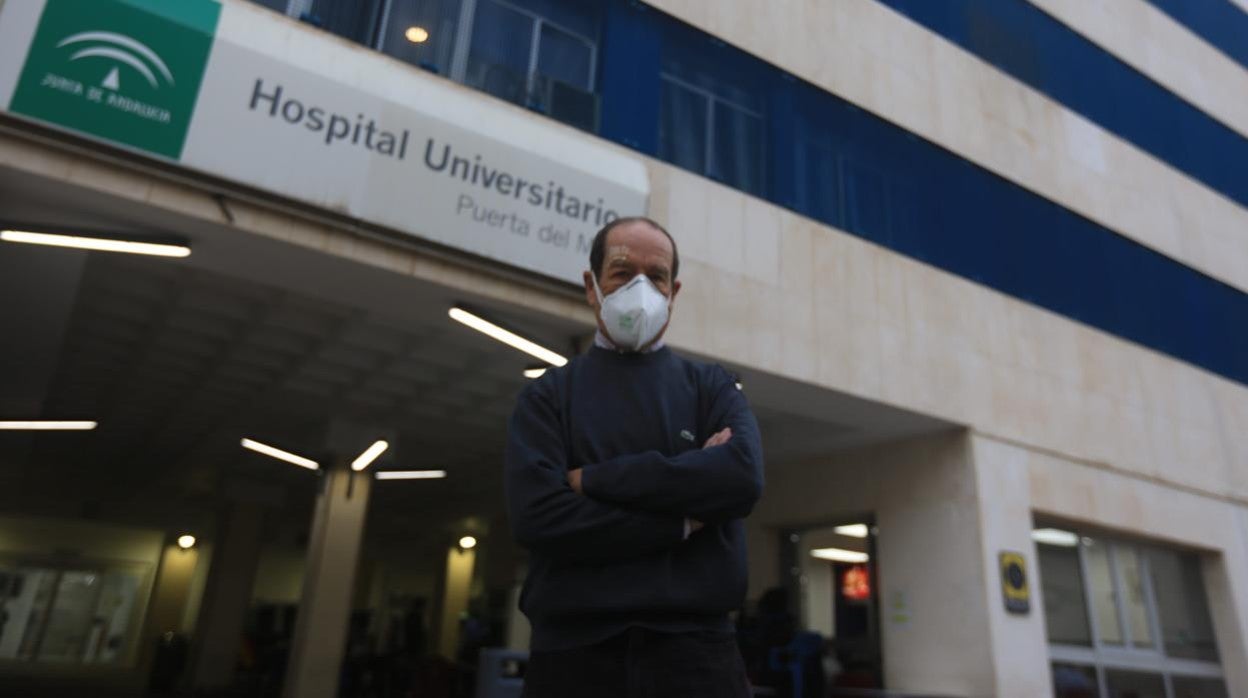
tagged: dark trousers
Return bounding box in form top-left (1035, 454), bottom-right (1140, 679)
top-left (522, 627), bottom-right (752, 698)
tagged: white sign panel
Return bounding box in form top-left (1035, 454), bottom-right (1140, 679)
top-left (0, 0), bottom-right (650, 285)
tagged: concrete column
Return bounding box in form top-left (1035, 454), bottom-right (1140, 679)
top-left (187, 502), bottom-right (266, 690)
top-left (872, 434), bottom-right (1054, 697)
top-left (873, 435), bottom-right (996, 696)
top-left (1205, 504), bottom-right (1248, 696)
top-left (138, 541), bottom-right (200, 672)
top-left (431, 544), bottom-right (474, 664)
top-left (282, 466), bottom-right (372, 698)
top-left (969, 436), bottom-right (1055, 698)
top-left (435, 544), bottom-right (476, 660)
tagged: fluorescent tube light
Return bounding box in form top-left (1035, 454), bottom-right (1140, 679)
top-left (0, 420), bottom-right (97, 430)
top-left (2, 230), bottom-right (190, 258)
top-left (375, 470), bottom-right (447, 480)
top-left (523, 368), bottom-right (547, 379)
top-left (351, 439), bottom-right (389, 471)
top-left (810, 548), bottom-right (870, 563)
top-left (1031, 528), bottom-right (1079, 547)
top-left (448, 307), bottom-right (567, 367)
top-left (241, 438), bottom-right (319, 470)
top-left (834, 524), bottom-right (869, 539)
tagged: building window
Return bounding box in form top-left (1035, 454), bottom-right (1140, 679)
top-left (658, 72), bottom-right (763, 196)
top-left (1034, 527), bottom-right (1227, 698)
top-left (0, 562), bottom-right (150, 667)
top-left (462, 0), bottom-right (601, 131)
top-left (376, 0), bottom-right (465, 76)
top-left (308, 0), bottom-right (387, 46)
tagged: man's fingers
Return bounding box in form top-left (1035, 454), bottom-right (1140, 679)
top-left (703, 427), bottom-right (732, 449)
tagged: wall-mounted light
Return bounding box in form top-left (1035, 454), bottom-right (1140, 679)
top-left (458, 535), bottom-right (477, 551)
top-left (375, 470), bottom-right (447, 480)
top-left (405, 26), bottom-right (429, 43)
top-left (241, 438), bottom-right (319, 470)
top-left (177, 535), bottom-right (196, 550)
top-left (1, 229), bottom-right (190, 258)
top-left (0, 420), bottom-right (97, 430)
top-left (448, 307), bottom-right (568, 367)
top-left (351, 440), bottom-right (389, 471)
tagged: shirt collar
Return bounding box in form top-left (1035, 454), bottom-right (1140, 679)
top-left (594, 329), bottom-right (665, 354)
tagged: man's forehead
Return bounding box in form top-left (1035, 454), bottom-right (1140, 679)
top-left (604, 228), bottom-right (673, 269)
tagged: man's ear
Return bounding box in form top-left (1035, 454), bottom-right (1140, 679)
top-left (669, 279), bottom-right (682, 304)
top-left (583, 270), bottom-right (599, 311)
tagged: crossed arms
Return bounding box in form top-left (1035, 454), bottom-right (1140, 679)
top-left (503, 371), bottom-right (764, 563)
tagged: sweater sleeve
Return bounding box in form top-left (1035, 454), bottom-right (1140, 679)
top-left (580, 367), bottom-right (764, 523)
top-left (504, 379), bottom-right (686, 562)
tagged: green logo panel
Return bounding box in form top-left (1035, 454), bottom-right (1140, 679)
top-left (9, 0), bottom-right (220, 159)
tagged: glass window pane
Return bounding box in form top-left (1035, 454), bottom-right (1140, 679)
top-left (1116, 546), bottom-right (1153, 648)
top-left (1038, 543), bottom-right (1092, 646)
top-left (1086, 539), bottom-right (1124, 645)
top-left (502, 0), bottom-right (600, 40)
top-left (659, 79), bottom-right (708, 174)
top-left (1148, 548), bottom-right (1220, 662)
top-left (467, 0), bottom-right (535, 106)
top-left (1105, 669), bottom-right (1165, 698)
top-left (247, 0), bottom-right (289, 12)
top-left (310, 0), bottom-right (385, 46)
top-left (37, 571), bottom-right (100, 662)
top-left (799, 141), bottom-right (841, 227)
top-left (88, 570), bottom-right (142, 664)
top-left (711, 101), bottom-right (763, 195)
top-left (0, 568), bottom-right (57, 660)
top-left (1171, 676), bottom-right (1229, 698)
top-left (379, 0), bottom-right (462, 75)
top-left (1051, 663), bottom-right (1098, 698)
top-left (536, 23), bottom-right (592, 90)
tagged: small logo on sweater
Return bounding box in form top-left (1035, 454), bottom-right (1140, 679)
top-left (679, 429), bottom-right (695, 443)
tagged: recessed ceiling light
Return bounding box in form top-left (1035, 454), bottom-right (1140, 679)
top-left (833, 524), bottom-right (869, 538)
top-left (448, 307), bottom-right (568, 367)
top-left (523, 368), bottom-right (547, 379)
top-left (0, 420), bottom-right (97, 430)
top-left (177, 535), bottom-right (196, 550)
top-left (405, 26), bottom-right (429, 43)
top-left (375, 470), bottom-right (447, 480)
top-left (459, 535), bottom-right (477, 550)
top-left (810, 547), bottom-right (870, 563)
top-left (351, 440), bottom-right (389, 471)
top-left (1, 229), bottom-right (190, 258)
top-left (241, 438), bottom-right (319, 470)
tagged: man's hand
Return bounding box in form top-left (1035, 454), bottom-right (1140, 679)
top-left (567, 468), bottom-right (584, 495)
top-left (689, 519), bottom-right (704, 533)
top-left (703, 427), bottom-right (732, 449)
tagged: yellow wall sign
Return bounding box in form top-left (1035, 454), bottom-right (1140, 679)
top-left (1000, 551), bottom-right (1030, 615)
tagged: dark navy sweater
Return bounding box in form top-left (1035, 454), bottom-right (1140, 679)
top-left (504, 345), bottom-right (764, 651)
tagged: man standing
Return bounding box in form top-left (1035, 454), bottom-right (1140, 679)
top-left (504, 217), bottom-right (764, 697)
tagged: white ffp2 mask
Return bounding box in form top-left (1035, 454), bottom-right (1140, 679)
top-left (593, 273), bottom-right (671, 351)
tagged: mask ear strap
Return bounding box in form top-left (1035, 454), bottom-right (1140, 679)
top-left (590, 273), bottom-right (605, 305)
